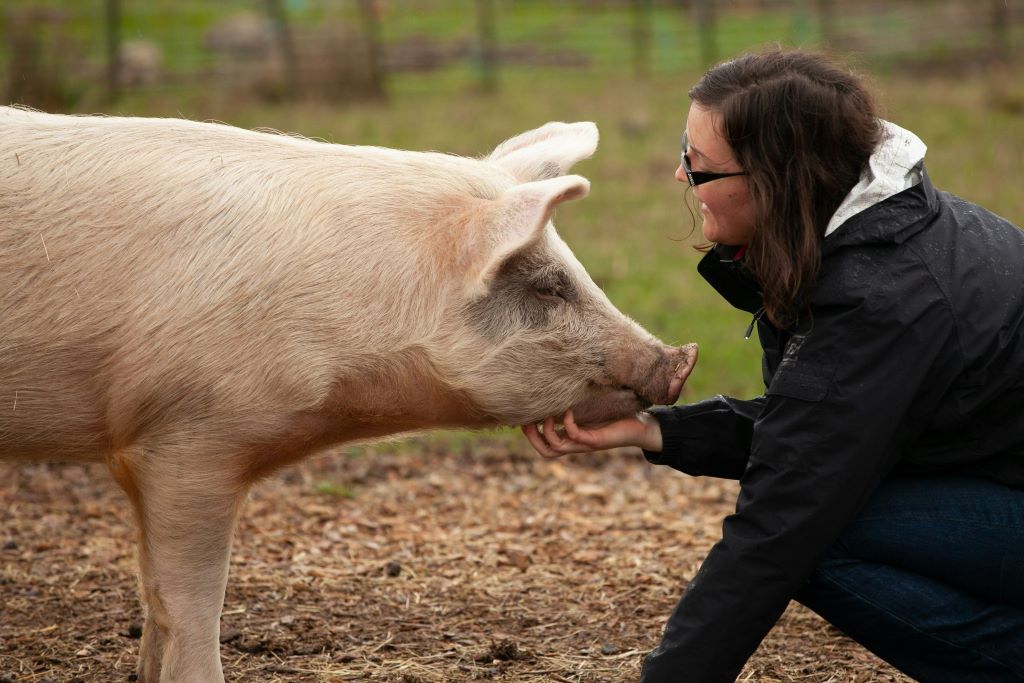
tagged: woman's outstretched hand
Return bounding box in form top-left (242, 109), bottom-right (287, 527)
top-left (521, 409), bottom-right (663, 459)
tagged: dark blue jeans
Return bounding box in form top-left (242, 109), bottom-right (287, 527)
top-left (797, 475), bottom-right (1024, 682)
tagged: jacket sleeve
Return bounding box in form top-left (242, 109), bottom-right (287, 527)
top-left (643, 396), bottom-right (764, 480)
top-left (641, 275), bottom-right (957, 683)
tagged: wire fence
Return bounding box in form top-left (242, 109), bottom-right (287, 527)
top-left (2, 0), bottom-right (1021, 111)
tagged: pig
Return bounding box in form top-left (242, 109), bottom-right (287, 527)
top-left (0, 106), bottom-right (697, 682)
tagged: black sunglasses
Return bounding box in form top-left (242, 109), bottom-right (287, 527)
top-left (681, 131), bottom-right (748, 187)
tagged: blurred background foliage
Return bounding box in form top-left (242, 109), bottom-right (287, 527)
top-left (2, 0), bottom-right (1022, 412)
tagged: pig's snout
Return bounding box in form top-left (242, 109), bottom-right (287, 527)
top-left (636, 342), bottom-right (698, 406)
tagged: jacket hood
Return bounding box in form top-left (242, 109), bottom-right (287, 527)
top-left (824, 120), bottom-right (927, 238)
top-left (698, 121), bottom-right (939, 316)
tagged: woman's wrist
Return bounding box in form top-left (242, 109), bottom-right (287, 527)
top-left (638, 412), bottom-right (663, 452)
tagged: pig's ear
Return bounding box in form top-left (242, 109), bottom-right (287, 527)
top-left (470, 174), bottom-right (590, 290)
top-left (487, 122), bottom-right (598, 182)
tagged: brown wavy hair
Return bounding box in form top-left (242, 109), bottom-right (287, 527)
top-left (689, 48), bottom-right (884, 327)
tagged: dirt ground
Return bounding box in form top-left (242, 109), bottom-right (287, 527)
top-left (1, 439), bottom-right (912, 682)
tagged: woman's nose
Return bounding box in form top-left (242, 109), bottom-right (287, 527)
top-left (675, 165), bottom-right (687, 183)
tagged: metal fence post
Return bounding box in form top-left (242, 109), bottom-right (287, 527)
top-left (357, 0), bottom-right (388, 99)
top-left (105, 0), bottom-right (121, 103)
top-left (817, 0), bottom-right (835, 47)
top-left (265, 0), bottom-right (299, 97)
top-left (792, 0), bottom-right (811, 46)
top-left (695, 0), bottom-right (717, 69)
top-left (991, 0), bottom-right (1011, 61)
top-left (476, 0), bottom-right (498, 93)
top-left (632, 0), bottom-right (653, 79)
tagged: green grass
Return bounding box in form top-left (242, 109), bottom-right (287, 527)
top-left (314, 480), bottom-right (356, 499)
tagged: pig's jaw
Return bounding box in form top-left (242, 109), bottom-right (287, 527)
top-left (562, 342), bottom-right (696, 426)
top-left (567, 384), bottom-right (650, 426)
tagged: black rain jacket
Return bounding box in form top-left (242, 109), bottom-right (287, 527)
top-left (639, 168), bottom-right (1024, 682)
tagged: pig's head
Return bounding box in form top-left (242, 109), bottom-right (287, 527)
top-left (431, 122), bottom-right (695, 427)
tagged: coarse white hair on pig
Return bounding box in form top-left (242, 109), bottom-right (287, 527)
top-left (0, 105), bottom-right (695, 682)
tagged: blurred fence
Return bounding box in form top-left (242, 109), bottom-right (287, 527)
top-left (2, 0), bottom-right (1021, 111)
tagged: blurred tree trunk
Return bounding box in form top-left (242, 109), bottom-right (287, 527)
top-left (105, 0), bottom-right (120, 103)
top-left (356, 0), bottom-right (388, 99)
top-left (632, 0), bottom-right (653, 79)
top-left (265, 0), bottom-right (299, 97)
top-left (476, 0), bottom-right (499, 93)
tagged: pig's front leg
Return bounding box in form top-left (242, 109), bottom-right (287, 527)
top-left (110, 444), bottom-right (249, 683)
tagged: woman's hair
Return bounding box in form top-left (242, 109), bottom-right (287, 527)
top-left (689, 48), bottom-right (884, 327)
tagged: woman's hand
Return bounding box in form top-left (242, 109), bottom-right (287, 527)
top-left (521, 409), bottom-right (663, 459)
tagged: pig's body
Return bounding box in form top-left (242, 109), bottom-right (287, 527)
top-left (0, 106), bottom-right (693, 682)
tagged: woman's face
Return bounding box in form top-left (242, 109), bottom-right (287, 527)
top-left (677, 103), bottom-right (756, 246)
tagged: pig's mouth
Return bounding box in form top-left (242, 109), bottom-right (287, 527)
top-left (568, 381), bottom-right (651, 426)
top-left (617, 384), bottom-right (655, 409)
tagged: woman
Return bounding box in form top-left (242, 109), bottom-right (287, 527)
top-left (524, 49), bottom-right (1024, 682)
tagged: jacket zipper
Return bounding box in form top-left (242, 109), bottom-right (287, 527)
top-left (744, 307), bottom-right (765, 340)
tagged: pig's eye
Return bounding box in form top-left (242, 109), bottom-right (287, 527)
top-left (533, 286), bottom-right (564, 304)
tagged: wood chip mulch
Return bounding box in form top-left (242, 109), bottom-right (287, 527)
top-left (1, 439), bottom-right (912, 682)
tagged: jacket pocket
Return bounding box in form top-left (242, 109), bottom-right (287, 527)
top-left (766, 364), bottom-right (831, 402)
